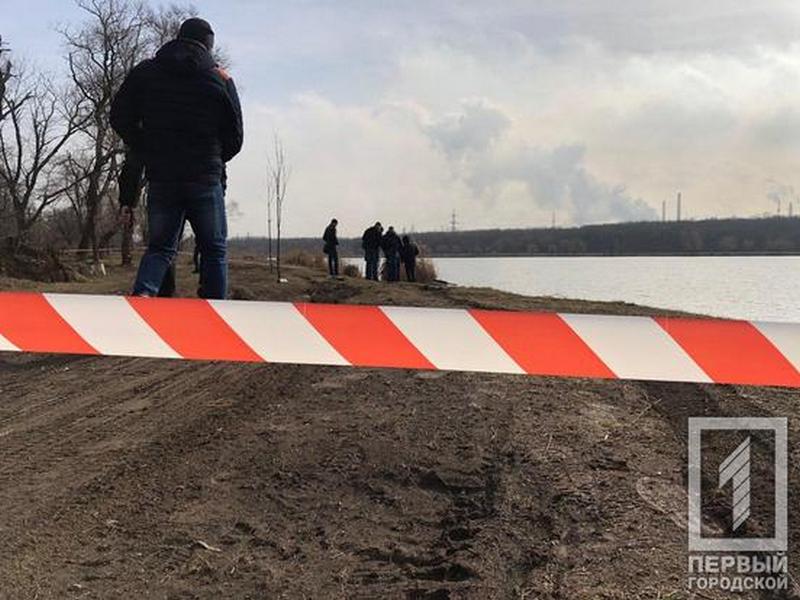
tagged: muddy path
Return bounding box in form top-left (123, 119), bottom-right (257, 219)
top-left (1, 350), bottom-right (796, 599)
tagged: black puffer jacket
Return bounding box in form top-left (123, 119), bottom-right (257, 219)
top-left (361, 226), bottom-right (382, 251)
top-left (110, 39), bottom-right (243, 184)
top-left (323, 224), bottom-right (339, 253)
top-left (381, 230), bottom-right (402, 257)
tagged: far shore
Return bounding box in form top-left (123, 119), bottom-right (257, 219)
top-left (335, 251), bottom-right (800, 259)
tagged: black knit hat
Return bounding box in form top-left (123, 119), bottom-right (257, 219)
top-left (178, 18), bottom-right (215, 51)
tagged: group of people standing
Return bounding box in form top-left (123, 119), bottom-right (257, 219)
top-left (362, 222), bottom-right (420, 282)
top-left (323, 219), bottom-right (420, 282)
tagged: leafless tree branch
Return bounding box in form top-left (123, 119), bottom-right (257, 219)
top-left (266, 133), bottom-right (290, 281)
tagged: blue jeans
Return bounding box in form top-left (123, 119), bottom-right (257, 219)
top-left (133, 182), bottom-right (228, 299)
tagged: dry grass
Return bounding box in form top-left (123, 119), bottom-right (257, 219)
top-left (413, 257), bottom-right (438, 283)
top-left (283, 249), bottom-right (326, 271)
top-left (378, 256), bottom-right (438, 283)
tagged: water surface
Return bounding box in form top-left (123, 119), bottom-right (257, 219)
top-left (428, 256), bottom-right (799, 322)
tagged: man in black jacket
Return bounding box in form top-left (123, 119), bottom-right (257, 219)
top-left (400, 235), bottom-right (419, 282)
top-left (381, 226), bottom-right (402, 282)
top-left (322, 218), bottom-right (339, 276)
top-left (110, 18), bottom-right (243, 299)
top-left (361, 221), bottom-right (382, 281)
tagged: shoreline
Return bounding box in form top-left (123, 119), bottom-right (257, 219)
top-left (0, 254), bottom-right (686, 319)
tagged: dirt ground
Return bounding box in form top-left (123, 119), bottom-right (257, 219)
top-left (0, 256), bottom-right (797, 599)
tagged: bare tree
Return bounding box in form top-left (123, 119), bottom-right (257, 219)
top-left (265, 159), bottom-right (274, 272)
top-left (61, 0), bottom-right (153, 262)
top-left (0, 35), bottom-right (12, 228)
top-left (265, 134), bottom-right (290, 281)
top-left (0, 35), bottom-right (11, 121)
top-left (0, 68), bottom-right (85, 245)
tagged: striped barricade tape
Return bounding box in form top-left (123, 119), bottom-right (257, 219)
top-left (0, 292), bottom-right (799, 387)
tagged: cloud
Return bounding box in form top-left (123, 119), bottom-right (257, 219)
top-left (228, 91), bottom-right (657, 238)
top-left (10, 0), bottom-right (800, 234)
top-left (425, 99), bottom-right (511, 160)
top-left (230, 23), bottom-right (800, 232)
top-left (752, 109), bottom-right (800, 152)
top-left (227, 94), bottom-right (465, 237)
top-left (490, 144), bottom-right (657, 224)
top-left (422, 102), bottom-right (657, 224)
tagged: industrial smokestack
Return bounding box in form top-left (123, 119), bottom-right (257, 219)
top-left (662, 200), bottom-right (666, 223)
top-left (677, 192), bottom-right (682, 222)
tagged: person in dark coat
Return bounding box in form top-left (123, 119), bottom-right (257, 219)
top-left (381, 226), bottom-right (402, 282)
top-left (323, 218), bottom-right (339, 276)
top-left (400, 235), bottom-right (420, 282)
top-left (361, 221), bottom-right (382, 281)
top-left (110, 17), bottom-right (243, 299)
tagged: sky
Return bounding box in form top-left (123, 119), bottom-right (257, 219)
top-left (4, 0), bottom-right (800, 237)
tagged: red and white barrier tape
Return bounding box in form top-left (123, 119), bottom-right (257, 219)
top-left (0, 292), bottom-right (799, 387)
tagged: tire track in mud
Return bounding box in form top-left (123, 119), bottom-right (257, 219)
top-left (355, 418), bottom-right (508, 597)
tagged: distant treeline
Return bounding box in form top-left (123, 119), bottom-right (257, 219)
top-left (230, 217), bottom-right (800, 257)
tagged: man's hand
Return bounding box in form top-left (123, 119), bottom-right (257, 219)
top-left (119, 206), bottom-right (133, 227)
